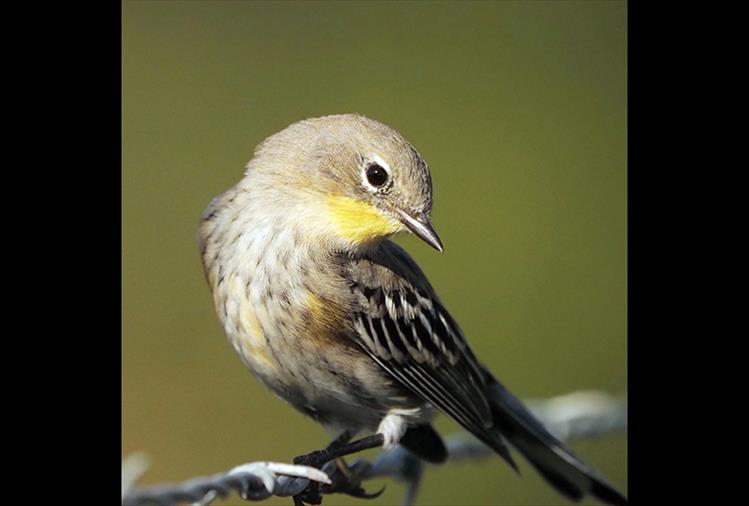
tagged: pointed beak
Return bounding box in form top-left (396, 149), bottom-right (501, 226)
top-left (395, 209), bottom-right (444, 252)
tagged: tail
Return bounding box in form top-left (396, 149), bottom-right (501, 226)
top-left (483, 371), bottom-right (627, 505)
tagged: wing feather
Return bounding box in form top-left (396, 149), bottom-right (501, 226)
top-left (345, 242), bottom-right (494, 431)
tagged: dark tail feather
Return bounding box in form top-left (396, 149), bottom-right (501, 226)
top-left (471, 423), bottom-right (520, 474)
top-left (400, 424), bottom-right (448, 464)
top-left (483, 373), bottom-right (627, 505)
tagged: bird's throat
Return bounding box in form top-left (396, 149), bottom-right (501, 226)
top-left (326, 195), bottom-right (401, 247)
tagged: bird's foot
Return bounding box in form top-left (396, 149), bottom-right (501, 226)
top-left (320, 458), bottom-right (385, 499)
top-left (292, 433), bottom-right (385, 505)
top-left (294, 461), bottom-right (376, 506)
top-left (293, 449), bottom-right (331, 469)
top-left (293, 482), bottom-right (323, 506)
top-left (292, 459), bottom-right (384, 506)
top-left (292, 430), bottom-right (354, 469)
top-left (292, 431), bottom-right (356, 505)
top-left (290, 454), bottom-right (326, 506)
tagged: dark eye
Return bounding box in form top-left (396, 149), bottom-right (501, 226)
top-left (366, 163), bottom-right (389, 188)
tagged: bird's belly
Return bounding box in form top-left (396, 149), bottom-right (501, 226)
top-left (218, 265), bottom-right (431, 433)
top-left (227, 322), bottom-right (431, 433)
top-left (287, 370), bottom-right (436, 436)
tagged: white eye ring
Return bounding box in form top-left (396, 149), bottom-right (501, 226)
top-left (361, 154), bottom-right (392, 192)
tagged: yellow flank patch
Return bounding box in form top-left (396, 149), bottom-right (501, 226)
top-left (326, 195), bottom-right (401, 246)
top-left (228, 276), bottom-right (275, 371)
top-left (247, 346), bottom-right (275, 370)
top-left (306, 292), bottom-right (345, 342)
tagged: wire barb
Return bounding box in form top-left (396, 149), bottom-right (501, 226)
top-left (122, 390), bottom-right (627, 506)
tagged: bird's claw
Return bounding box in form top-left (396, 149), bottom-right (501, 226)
top-left (291, 448), bottom-right (331, 505)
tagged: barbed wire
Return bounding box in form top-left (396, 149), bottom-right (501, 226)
top-left (122, 390), bottom-right (627, 506)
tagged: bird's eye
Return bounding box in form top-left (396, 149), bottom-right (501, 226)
top-left (365, 163), bottom-right (389, 188)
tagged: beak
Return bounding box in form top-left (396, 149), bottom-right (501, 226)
top-left (395, 209), bottom-right (444, 252)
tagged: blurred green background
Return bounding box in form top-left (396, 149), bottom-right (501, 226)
top-left (122, 1), bottom-right (626, 504)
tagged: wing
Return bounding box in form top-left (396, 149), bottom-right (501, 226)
top-left (343, 241), bottom-right (515, 466)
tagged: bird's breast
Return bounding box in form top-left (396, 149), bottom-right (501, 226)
top-left (202, 208), bottom-right (425, 429)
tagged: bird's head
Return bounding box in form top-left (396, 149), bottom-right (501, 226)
top-left (242, 114), bottom-right (443, 252)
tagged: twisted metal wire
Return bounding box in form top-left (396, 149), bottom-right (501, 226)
top-left (122, 390), bottom-right (627, 506)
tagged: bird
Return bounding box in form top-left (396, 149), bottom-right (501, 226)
top-left (198, 113), bottom-right (626, 505)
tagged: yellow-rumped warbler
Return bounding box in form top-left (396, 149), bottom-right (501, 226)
top-left (198, 114), bottom-right (626, 505)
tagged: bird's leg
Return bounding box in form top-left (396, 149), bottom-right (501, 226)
top-left (326, 429), bottom-right (354, 452)
top-left (292, 429), bottom-right (352, 468)
top-left (293, 433), bottom-right (384, 468)
top-left (326, 433), bottom-right (385, 461)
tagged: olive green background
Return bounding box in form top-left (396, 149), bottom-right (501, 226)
top-left (122, 1), bottom-right (626, 504)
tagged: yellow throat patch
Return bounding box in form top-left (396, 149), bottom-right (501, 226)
top-left (326, 195), bottom-right (401, 246)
